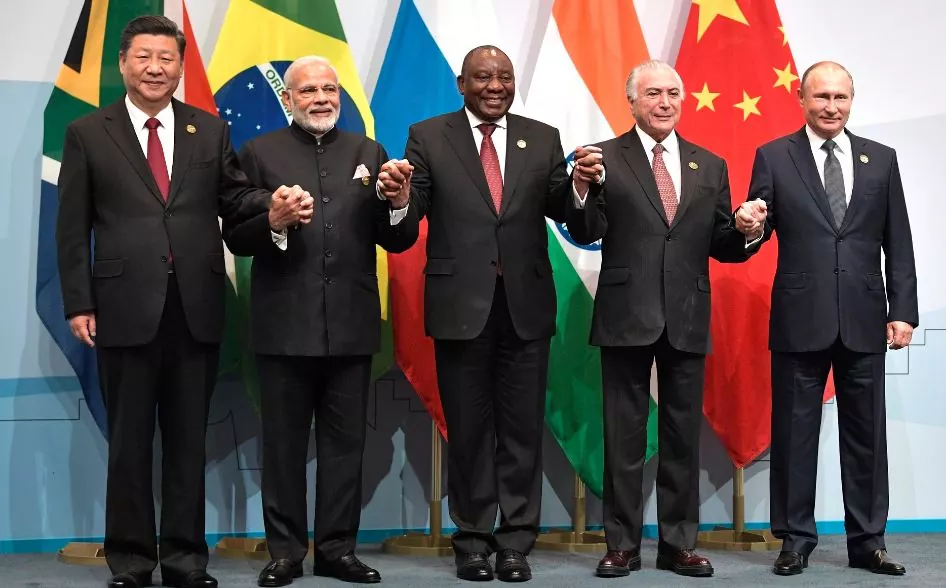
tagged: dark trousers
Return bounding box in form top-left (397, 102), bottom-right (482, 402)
top-left (435, 279), bottom-right (550, 556)
top-left (98, 274), bottom-right (218, 579)
top-left (600, 330), bottom-right (706, 554)
top-left (770, 338), bottom-right (888, 557)
top-left (257, 354), bottom-right (372, 564)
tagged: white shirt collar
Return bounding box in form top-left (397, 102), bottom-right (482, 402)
top-left (805, 124), bottom-right (851, 154)
top-left (125, 95), bottom-right (174, 131)
top-left (465, 107), bottom-right (507, 131)
top-left (635, 125), bottom-right (679, 156)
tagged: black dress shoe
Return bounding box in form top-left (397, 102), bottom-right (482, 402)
top-left (162, 570), bottom-right (218, 588)
top-left (313, 552), bottom-right (381, 584)
top-left (456, 552), bottom-right (493, 581)
top-left (773, 551), bottom-right (808, 576)
top-left (258, 559), bottom-right (303, 587)
top-left (656, 548), bottom-right (714, 577)
top-left (495, 550), bottom-right (531, 583)
top-left (107, 572), bottom-right (152, 588)
top-left (849, 549), bottom-right (906, 576)
top-left (595, 550), bottom-right (641, 578)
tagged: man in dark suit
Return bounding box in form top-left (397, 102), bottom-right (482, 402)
top-left (404, 45), bottom-right (601, 582)
top-left (567, 60), bottom-right (758, 579)
top-left (56, 16), bottom-right (311, 588)
top-left (736, 61), bottom-right (918, 577)
top-left (224, 56), bottom-right (419, 587)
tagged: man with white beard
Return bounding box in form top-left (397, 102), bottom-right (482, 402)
top-left (224, 56), bottom-right (419, 586)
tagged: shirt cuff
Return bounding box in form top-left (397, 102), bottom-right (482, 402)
top-left (390, 200), bottom-right (410, 225)
top-left (745, 232), bottom-right (763, 249)
top-left (375, 179), bottom-right (386, 201)
top-left (572, 182), bottom-right (587, 208)
top-left (271, 228), bottom-right (288, 251)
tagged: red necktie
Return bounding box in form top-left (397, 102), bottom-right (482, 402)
top-left (145, 117), bottom-right (170, 201)
top-left (477, 123), bottom-right (503, 213)
top-left (652, 143), bottom-right (678, 223)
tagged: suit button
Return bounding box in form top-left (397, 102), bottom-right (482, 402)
top-left (320, 170), bottom-right (327, 177)
top-left (322, 196), bottom-right (330, 203)
top-left (665, 235), bottom-right (672, 241)
top-left (161, 256), bottom-right (168, 263)
top-left (325, 250), bottom-right (333, 258)
top-left (325, 222), bottom-right (334, 230)
top-left (490, 260), bottom-right (497, 267)
top-left (834, 268), bottom-right (839, 275)
top-left (317, 148), bottom-right (324, 154)
top-left (164, 210), bottom-right (172, 218)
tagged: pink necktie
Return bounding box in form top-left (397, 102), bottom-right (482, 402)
top-left (478, 123), bottom-right (503, 213)
top-left (145, 117), bottom-right (170, 201)
top-left (652, 143), bottom-right (677, 223)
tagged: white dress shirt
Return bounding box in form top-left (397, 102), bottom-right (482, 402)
top-left (806, 124), bottom-right (854, 205)
top-left (125, 95), bottom-right (174, 178)
top-left (635, 125), bottom-right (682, 202)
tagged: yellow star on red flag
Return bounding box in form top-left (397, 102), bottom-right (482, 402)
top-left (692, 83), bottom-right (721, 111)
top-left (773, 63), bottom-right (799, 93)
top-left (734, 91), bottom-right (762, 120)
top-left (693, 0), bottom-right (749, 41)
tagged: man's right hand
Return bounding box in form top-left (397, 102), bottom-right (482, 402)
top-left (735, 199), bottom-right (768, 239)
top-left (269, 184), bottom-right (315, 231)
top-left (69, 311), bottom-right (96, 348)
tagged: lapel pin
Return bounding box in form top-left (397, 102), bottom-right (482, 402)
top-left (362, 176), bottom-right (370, 186)
top-left (688, 161), bottom-right (699, 170)
top-left (517, 139), bottom-right (527, 149)
top-left (859, 153), bottom-right (869, 164)
top-left (186, 124), bottom-right (197, 134)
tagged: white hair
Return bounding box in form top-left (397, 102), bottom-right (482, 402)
top-left (284, 55), bottom-right (339, 88)
top-left (626, 60), bottom-right (684, 101)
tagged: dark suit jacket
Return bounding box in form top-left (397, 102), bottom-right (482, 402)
top-left (56, 98), bottom-right (268, 348)
top-left (567, 128), bottom-right (750, 354)
top-left (224, 124), bottom-right (419, 356)
top-left (749, 127), bottom-right (918, 353)
top-left (405, 109), bottom-right (589, 341)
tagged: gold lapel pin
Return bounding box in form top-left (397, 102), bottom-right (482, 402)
top-left (517, 139), bottom-right (527, 149)
top-left (361, 176), bottom-right (370, 186)
top-left (859, 153), bottom-right (869, 164)
top-left (688, 161), bottom-right (699, 170)
top-left (186, 124), bottom-right (197, 134)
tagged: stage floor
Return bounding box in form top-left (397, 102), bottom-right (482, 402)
top-left (2, 534), bottom-right (942, 587)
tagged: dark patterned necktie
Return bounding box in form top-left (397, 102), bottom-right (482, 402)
top-left (822, 138), bottom-right (846, 226)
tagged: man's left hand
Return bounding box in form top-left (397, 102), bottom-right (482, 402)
top-left (886, 321), bottom-right (913, 350)
top-left (379, 159), bottom-right (412, 208)
top-left (572, 145), bottom-right (604, 197)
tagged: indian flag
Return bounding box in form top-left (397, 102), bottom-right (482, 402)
top-left (525, 0), bottom-right (654, 497)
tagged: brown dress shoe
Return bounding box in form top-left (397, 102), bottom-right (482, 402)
top-left (656, 548), bottom-right (714, 577)
top-left (595, 550), bottom-right (641, 577)
top-left (849, 549), bottom-right (906, 576)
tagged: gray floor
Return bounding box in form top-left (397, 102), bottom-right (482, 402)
top-left (2, 535), bottom-right (943, 587)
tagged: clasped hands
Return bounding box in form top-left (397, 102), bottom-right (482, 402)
top-left (378, 159), bottom-right (413, 209)
top-left (735, 199), bottom-right (768, 240)
top-left (572, 145), bottom-right (605, 197)
top-left (269, 185), bottom-right (315, 232)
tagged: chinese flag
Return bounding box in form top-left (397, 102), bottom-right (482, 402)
top-left (674, 0), bottom-right (826, 468)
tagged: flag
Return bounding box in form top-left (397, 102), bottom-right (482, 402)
top-left (206, 0), bottom-right (393, 409)
top-left (370, 0), bottom-right (460, 439)
top-left (37, 0), bottom-right (165, 437)
top-left (673, 0), bottom-right (814, 468)
top-left (525, 0), bottom-right (653, 497)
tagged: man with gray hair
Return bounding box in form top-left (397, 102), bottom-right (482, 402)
top-left (567, 59), bottom-right (759, 578)
top-left (224, 55), bottom-right (419, 586)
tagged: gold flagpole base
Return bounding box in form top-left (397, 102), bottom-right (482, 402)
top-left (58, 542), bottom-right (107, 565)
top-left (214, 537), bottom-right (296, 560)
top-left (696, 528), bottom-right (782, 551)
top-left (534, 530), bottom-right (607, 553)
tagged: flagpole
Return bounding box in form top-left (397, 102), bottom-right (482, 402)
top-left (695, 465), bottom-right (781, 551)
top-left (534, 472), bottom-right (607, 553)
top-left (381, 419), bottom-right (453, 555)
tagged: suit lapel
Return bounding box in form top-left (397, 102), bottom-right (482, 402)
top-left (443, 109), bottom-right (496, 215)
top-left (102, 99), bottom-right (165, 205)
top-left (499, 114), bottom-right (526, 217)
top-left (839, 130), bottom-right (868, 232)
top-left (167, 100), bottom-right (195, 206)
top-left (621, 128), bottom-right (669, 226)
top-left (671, 136), bottom-right (699, 230)
top-left (788, 127), bottom-right (839, 232)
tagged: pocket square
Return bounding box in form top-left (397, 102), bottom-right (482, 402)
top-left (353, 164), bottom-right (370, 179)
